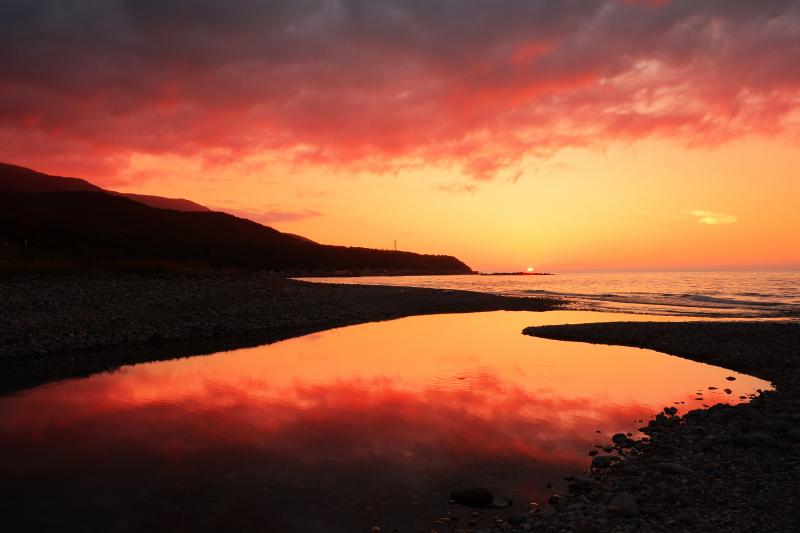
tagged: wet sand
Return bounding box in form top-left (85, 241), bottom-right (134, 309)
top-left (0, 269), bottom-right (561, 393)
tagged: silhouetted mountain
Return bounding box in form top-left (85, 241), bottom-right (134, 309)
top-left (108, 192), bottom-right (211, 212)
top-left (0, 163), bottom-right (209, 212)
top-left (0, 191), bottom-right (471, 274)
top-left (0, 162), bottom-right (102, 193)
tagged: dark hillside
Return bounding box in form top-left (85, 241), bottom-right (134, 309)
top-left (0, 191), bottom-right (471, 274)
top-left (0, 162), bottom-right (102, 193)
top-left (0, 163), bottom-right (209, 212)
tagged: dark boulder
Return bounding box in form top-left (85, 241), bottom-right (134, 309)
top-left (450, 488), bottom-right (493, 508)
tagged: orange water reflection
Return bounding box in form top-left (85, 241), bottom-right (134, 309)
top-left (0, 311), bottom-right (769, 532)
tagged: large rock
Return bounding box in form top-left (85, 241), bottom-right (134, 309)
top-left (732, 432), bottom-right (774, 447)
top-left (450, 487), bottom-right (493, 508)
top-left (612, 433), bottom-right (635, 447)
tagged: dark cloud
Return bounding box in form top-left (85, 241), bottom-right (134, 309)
top-left (0, 0), bottom-right (798, 182)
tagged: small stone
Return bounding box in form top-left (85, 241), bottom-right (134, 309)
top-left (622, 464), bottom-right (639, 474)
top-left (539, 508), bottom-right (557, 519)
top-left (651, 462), bottom-right (696, 476)
top-left (612, 433), bottom-right (634, 447)
top-left (768, 421), bottom-right (793, 434)
top-left (506, 513), bottom-right (526, 525)
top-left (592, 455), bottom-right (614, 468)
top-left (491, 497), bottom-right (510, 508)
top-left (571, 476), bottom-right (596, 491)
top-left (733, 432), bottom-right (773, 447)
top-left (609, 492), bottom-right (639, 517)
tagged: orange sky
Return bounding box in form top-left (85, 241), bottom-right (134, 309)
top-left (105, 137), bottom-right (800, 272)
top-left (1, 1), bottom-right (799, 271)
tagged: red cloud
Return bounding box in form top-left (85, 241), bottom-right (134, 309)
top-left (0, 1), bottom-right (798, 184)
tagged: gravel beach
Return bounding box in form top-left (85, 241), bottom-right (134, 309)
top-left (0, 269), bottom-right (561, 393)
top-left (431, 321), bottom-right (800, 533)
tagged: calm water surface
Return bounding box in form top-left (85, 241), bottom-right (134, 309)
top-left (301, 271), bottom-right (800, 318)
top-left (0, 311), bottom-right (770, 532)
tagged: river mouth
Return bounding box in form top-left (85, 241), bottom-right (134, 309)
top-left (0, 311), bottom-right (770, 532)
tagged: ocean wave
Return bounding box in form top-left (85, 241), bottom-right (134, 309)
top-left (681, 294), bottom-right (782, 307)
top-left (301, 272), bottom-right (800, 319)
top-left (521, 289), bottom-right (797, 317)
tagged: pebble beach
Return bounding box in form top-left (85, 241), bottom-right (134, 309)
top-left (0, 269), bottom-right (560, 393)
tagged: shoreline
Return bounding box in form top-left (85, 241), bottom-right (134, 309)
top-left (0, 269), bottom-right (561, 393)
top-left (454, 321), bottom-right (800, 532)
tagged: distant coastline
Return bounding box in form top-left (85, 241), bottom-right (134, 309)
top-left (479, 271), bottom-right (554, 276)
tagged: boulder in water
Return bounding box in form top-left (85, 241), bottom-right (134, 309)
top-left (450, 487), bottom-right (493, 508)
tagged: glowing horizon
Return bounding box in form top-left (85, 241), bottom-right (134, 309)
top-left (2, 1), bottom-right (799, 272)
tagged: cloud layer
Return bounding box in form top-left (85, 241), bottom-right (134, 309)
top-left (1, 0), bottom-right (799, 181)
top-left (691, 210), bottom-right (738, 225)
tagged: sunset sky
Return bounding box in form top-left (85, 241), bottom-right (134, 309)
top-left (1, 0), bottom-right (799, 271)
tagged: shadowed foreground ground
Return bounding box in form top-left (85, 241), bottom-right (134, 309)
top-left (0, 269), bottom-right (560, 393)
top-left (457, 321), bottom-right (800, 533)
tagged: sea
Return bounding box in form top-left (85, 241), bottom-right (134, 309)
top-left (300, 271), bottom-right (800, 319)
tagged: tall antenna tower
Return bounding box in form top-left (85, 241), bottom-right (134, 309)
top-left (394, 240), bottom-right (397, 251)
